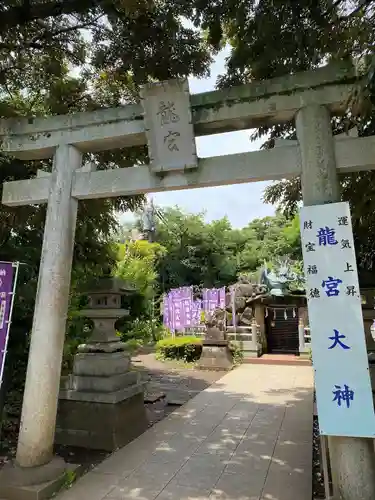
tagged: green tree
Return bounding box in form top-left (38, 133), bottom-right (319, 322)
top-left (195, 0), bottom-right (375, 272)
top-left (115, 239), bottom-right (167, 344)
top-left (131, 206), bottom-right (302, 291)
top-left (0, 0), bottom-right (214, 341)
top-left (117, 239), bottom-right (166, 299)
top-left (237, 214), bottom-right (302, 277)
top-left (154, 207), bottom-right (238, 290)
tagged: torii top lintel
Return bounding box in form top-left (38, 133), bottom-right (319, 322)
top-left (0, 62), bottom-right (359, 160)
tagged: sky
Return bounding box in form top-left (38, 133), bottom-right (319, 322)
top-left (120, 47), bottom-right (275, 229)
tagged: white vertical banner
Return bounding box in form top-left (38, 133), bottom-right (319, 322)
top-left (300, 202), bottom-right (375, 437)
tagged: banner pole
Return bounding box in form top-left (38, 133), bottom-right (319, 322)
top-left (231, 286), bottom-right (237, 335)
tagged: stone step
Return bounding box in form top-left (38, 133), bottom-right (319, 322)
top-left (244, 354), bottom-right (311, 366)
top-left (144, 392), bottom-right (166, 403)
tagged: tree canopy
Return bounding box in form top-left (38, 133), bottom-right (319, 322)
top-left (117, 239), bottom-right (166, 299)
top-left (140, 207), bottom-right (302, 292)
top-left (199, 0), bottom-right (375, 272)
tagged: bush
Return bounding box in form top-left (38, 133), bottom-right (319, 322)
top-left (123, 338), bottom-right (143, 354)
top-left (156, 336), bottom-right (202, 362)
top-left (307, 347), bottom-right (312, 361)
top-left (229, 341), bottom-right (244, 366)
top-left (119, 318), bottom-right (171, 345)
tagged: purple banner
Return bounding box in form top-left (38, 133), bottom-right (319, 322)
top-left (191, 299), bottom-right (202, 326)
top-left (219, 287), bottom-right (226, 309)
top-left (203, 287), bottom-right (225, 313)
top-left (163, 286), bottom-right (225, 331)
top-left (0, 262), bottom-right (14, 386)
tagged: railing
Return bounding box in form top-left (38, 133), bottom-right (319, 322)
top-left (178, 325), bottom-right (257, 345)
top-left (181, 326), bottom-right (205, 338)
top-left (181, 322), bottom-right (309, 355)
top-left (304, 326), bottom-right (311, 344)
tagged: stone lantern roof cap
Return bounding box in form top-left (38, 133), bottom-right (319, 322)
top-left (82, 276), bottom-right (135, 295)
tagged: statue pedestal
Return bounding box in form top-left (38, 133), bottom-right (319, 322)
top-left (197, 325), bottom-right (233, 371)
top-left (197, 340), bottom-right (233, 371)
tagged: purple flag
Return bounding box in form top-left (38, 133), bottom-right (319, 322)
top-left (219, 287), bottom-right (226, 309)
top-left (202, 287), bottom-right (225, 314)
top-left (173, 289), bottom-right (181, 331)
top-left (202, 289), bottom-right (209, 312)
top-left (182, 298), bottom-right (192, 327)
top-left (167, 290), bottom-right (176, 332)
top-left (209, 289), bottom-right (219, 311)
top-left (0, 262), bottom-right (14, 387)
top-left (163, 287), bottom-right (227, 330)
top-left (191, 299), bottom-right (202, 326)
top-left (163, 294), bottom-right (171, 329)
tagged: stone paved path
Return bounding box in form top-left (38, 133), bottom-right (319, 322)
top-left (57, 364), bottom-right (314, 500)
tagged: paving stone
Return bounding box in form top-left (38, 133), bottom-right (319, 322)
top-left (173, 455), bottom-right (228, 490)
top-left (155, 481), bottom-right (211, 500)
top-left (210, 471), bottom-right (266, 500)
top-left (144, 392), bottom-right (166, 403)
top-left (261, 470), bottom-right (312, 500)
top-left (92, 449), bottom-right (148, 476)
top-left (147, 448), bottom-right (191, 465)
top-left (271, 440), bottom-right (312, 468)
top-left (277, 427), bottom-right (312, 444)
top-left (224, 453), bottom-right (270, 477)
top-left (193, 440), bottom-right (237, 458)
top-left (236, 432), bottom-right (278, 450)
top-left (58, 472), bottom-right (120, 500)
top-left (106, 463), bottom-right (178, 500)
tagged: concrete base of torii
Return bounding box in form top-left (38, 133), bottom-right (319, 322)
top-left (0, 457), bottom-right (81, 500)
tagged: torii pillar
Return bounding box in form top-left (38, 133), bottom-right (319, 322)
top-left (296, 104), bottom-right (375, 500)
top-left (17, 145), bottom-right (82, 467)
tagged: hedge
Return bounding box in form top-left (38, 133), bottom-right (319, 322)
top-left (156, 336), bottom-right (202, 362)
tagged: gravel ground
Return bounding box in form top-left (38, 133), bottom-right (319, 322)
top-left (313, 416), bottom-right (325, 499)
top-left (132, 352), bottom-right (224, 395)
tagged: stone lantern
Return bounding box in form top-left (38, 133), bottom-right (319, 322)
top-left (77, 276), bottom-right (131, 351)
top-left (56, 277), bottom-right (148, 451)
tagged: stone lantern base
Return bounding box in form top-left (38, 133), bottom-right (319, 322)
top-left (56, 349), bottom-right (148, 452)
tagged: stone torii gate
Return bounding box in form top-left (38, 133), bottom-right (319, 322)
top-left (1, 63), bottom-right (375, 499)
